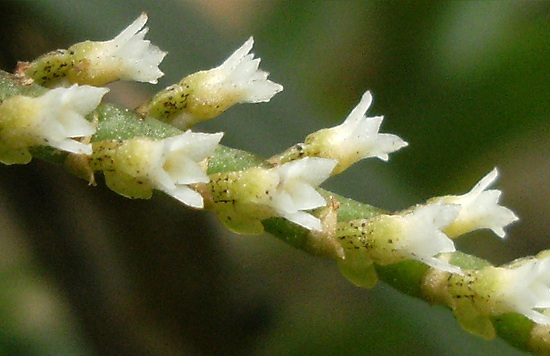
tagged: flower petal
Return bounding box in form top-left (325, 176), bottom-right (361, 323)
top-left (437, 168), bottom-right (519, 238)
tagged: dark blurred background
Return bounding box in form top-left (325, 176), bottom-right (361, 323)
top-left (0, 1), bottom-right (548, 354)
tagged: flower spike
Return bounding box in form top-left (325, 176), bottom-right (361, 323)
top-left (0, 85), bottom-right (108, 165)
top-left (93, 131), bottom-right (223, 208)
top-left (274, 91), bottom-right (408, 175)
top-left (431, 168), bottom-right (519, 238)
top-left (139, 37), bottom-right (283, 129)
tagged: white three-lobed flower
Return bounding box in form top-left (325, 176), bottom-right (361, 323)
top-left (267, 157), bottom-right (337, 231)
top-left (436, 168), bottom-right (519, 238)
top-left (27, 85), bottom-right (108, 154)
top-left (495, 257), bottom-right (550, 325)
top-left (201, 36), bottom-right (283, 104)
top-left (86, 13), bottom-right (166, 83)
top-left (130, 131), bottom-right (223, 208)
top-left (392, 203), bottom-right (462, 274)
top-left (307, 91), bottom-right (408, 174)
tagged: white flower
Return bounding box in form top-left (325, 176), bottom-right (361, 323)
top-left (492, 257), bottom-right (550, 324)
top-left (111, 131), bottom-right (223, 208)
top-left (0, 85), bottom-right (108, 164)
top-left (207, 157), bottom-right (335, 234)
top-left (434, 168), bottom-right (519, 238)
top-left (267, 157), bottom-right (336, 231)
top-left (395, 204), bottom-right (462, 273)
top-left (303, 91), bottom-right (408, 174)
top-left (206, 36), bottom-right (283, 104)
top-left (154, 36), bottom-right (283, 128)
top-left (68, 13), bottom-right (166, 85)
top-left (34, 86), bottom-right (107, 154)
top-left (368, 204), bottom-right (462, 274)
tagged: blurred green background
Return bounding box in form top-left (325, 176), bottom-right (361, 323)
top-left (0, 1), bottom-right (548, 354)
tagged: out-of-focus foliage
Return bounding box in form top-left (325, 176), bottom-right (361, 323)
top-left (0, 1), bottom-right (547, 354)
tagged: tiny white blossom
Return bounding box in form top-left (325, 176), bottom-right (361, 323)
top-left (492, 257), bottom-right (550, 325)
top-left (391, 203), bottom-right (462, 274)
top-left (302, 91), bottom-right (408, 174)
top-left (141, 36), bottom-right (283, 128)
top-left (108, 13), bottom-right (166, 83)
top-left (0, 85), bottom-right (108, 164)
top-left (112, 131), bottom-right (223, 208)
top-left (208, 36), bottom-right (283, 104)
top-left (434, 168), bottom-right (519, 238)
top-left (163, 37), bottom-right (283, 128)
top-left (69, 13), bottom-right (166, 85)
top-left (268, 157), bottom-right (337, 231)
top-left (36, 85), bottom-right (108, 154)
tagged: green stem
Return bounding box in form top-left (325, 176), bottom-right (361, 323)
top-left (0, 70), bottom-right (544, 353)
